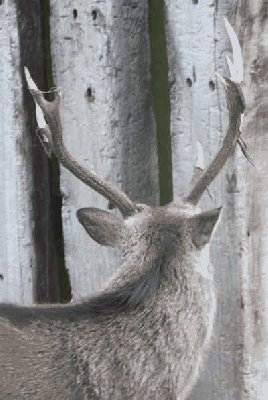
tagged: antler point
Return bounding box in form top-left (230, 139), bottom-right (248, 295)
top-left (24, 66), bottom-right (39, 91)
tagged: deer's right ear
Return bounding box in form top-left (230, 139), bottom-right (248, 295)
top-left (190, 207), bottom-right (222, 248)
top-left (77, 208), bottom-right (126, 248)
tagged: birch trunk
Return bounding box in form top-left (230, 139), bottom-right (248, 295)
top-left (49, 0), bottom-right (158, 300)
top-left (235, 1), bottom-right (268, 397)
top-left (0, 1), bottom-right (34, 304)
top-left (0, 1), bottom-right (60, 304)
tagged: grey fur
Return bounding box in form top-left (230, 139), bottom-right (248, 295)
top-left (0, 202), bottom-right (220, 400)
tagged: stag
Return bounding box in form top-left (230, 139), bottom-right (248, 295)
top-left (0, 19), bottom-right (245, 400)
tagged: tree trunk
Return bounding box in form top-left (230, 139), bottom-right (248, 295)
top-left (235, 1), bottom-right (268, 398)
top-left (165, 1), bottom-right (243, 398)
top-left (0, 0), bottom-right (34, 304)
top-left (49, 0), bottom-right (158, 300)
top-left (0, 0), bottom-right (60, 304)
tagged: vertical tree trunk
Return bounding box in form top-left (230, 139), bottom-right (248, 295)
top-left (16, 0), bottom-right (60, 303)
top-left (165, 1), bottom-right (243, 398)
top-left (235, 1), bottom-right (268, 398)
top-left (0, 0), bottom-right (60, 304)
top-left (49, 0), bottom-right (158, 300)
top-left (0, 0), bottom-right (34, 304)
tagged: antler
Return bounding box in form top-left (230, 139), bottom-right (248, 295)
top-left (185, 18), bottom-right (246, 205)
top-left (25, 68), bottom-right (137, 217)
top-left (189, 141), bottom-right (205, 187)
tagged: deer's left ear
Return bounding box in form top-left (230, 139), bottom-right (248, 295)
top-left (77, 208), bottom-right (126, 248)
top-left (190, 207), bottom-right (222, 248)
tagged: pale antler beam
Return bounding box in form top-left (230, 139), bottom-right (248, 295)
top-left (184, 19), bottom-right (245, 205)
top-left (189, 141), bottom-right (205, 188)
top-left (24, 67), bottom-right (137, 217)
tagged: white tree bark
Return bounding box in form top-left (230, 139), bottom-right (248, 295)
top-left (235, 1), bottom-right (268, 397)
top-left (165, 0), bottom-right (243, 398)
top-left (166, 0), bottom-right (268, 399)
top-left (49, 0), bottom-right (158, 300)
top-left (0, 1), bottom-right (34, 304)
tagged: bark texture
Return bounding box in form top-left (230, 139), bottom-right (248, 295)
top-left (49, 0), bottom-right (158, 299)
top-left (165, 1), bottom-right (243, 397)
top-left (16, 0), bottom-right (59, 303)
top-left (0, 0), bottom-right (34, 304)
top-left (235, 1), bottom-right (268, 397)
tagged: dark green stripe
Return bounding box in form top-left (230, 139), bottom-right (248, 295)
top-left (40, 0), bottom-right (72, 303)
top-left (148, 0), bottom-right (173, 205)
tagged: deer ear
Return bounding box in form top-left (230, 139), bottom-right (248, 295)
top-left (190, 207), bottom-right (222, 248)
top-left (77, 208), bottom-right (125, 247)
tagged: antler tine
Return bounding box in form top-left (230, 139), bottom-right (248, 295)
top-left (24, 67), bottom-right (137, 217)
top-left (184, 19), bottom-right (245, 205)
top-left (223, 17), bottom-right (243, 84)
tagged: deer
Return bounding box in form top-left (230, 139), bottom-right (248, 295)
top-left (0, 19), bottom-right (246, 400)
